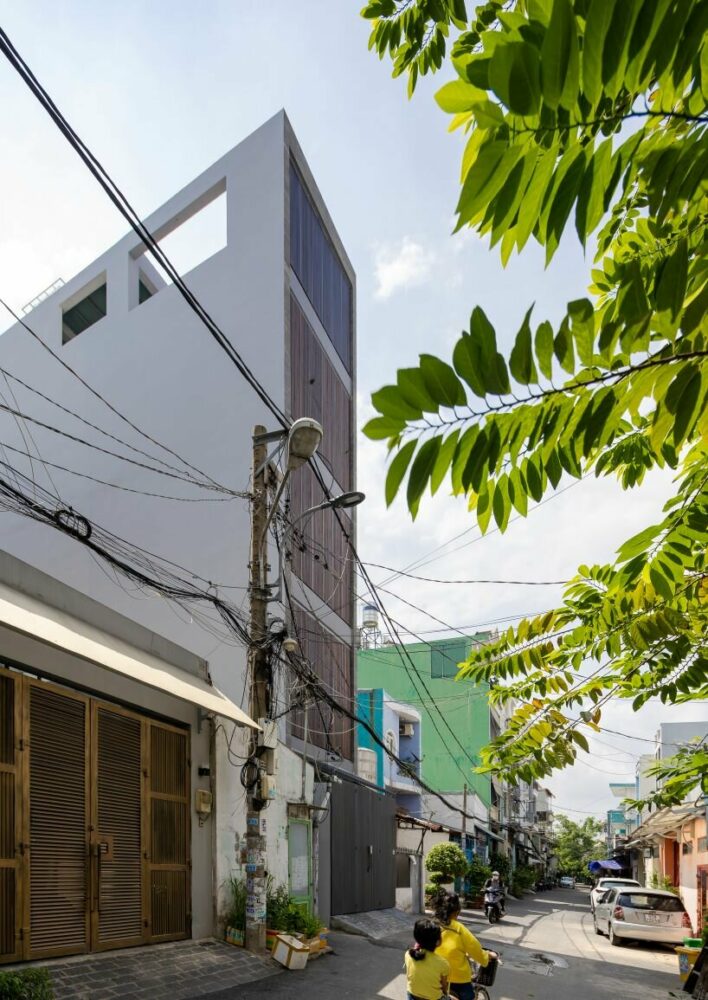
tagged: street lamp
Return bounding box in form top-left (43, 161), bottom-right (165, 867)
top-left (270, 489), bottom-right (366, 602)
top-left (258, 418), bottom-right (324, 577)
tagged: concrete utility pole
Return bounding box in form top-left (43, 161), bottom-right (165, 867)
top-left (245, 424), bottom-right (269, 953)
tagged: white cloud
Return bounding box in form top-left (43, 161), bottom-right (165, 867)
top-left (373, 236), bottom-right (435, 300)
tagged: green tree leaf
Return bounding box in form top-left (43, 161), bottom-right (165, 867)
top-left (371, 385), bottom-right (423, 421)
top-left (385, 440), bottom-right (417, 506)
top-left (407, 436), bottom-right (442, 518)
top-left (419, 354), bottom-right (467, 407)
top-left (582, 0), bottom-right (617, 106)
top-left (534, 320), bottom-right (555, 380)
top-left (489, 40), bottom-right (542, 115)
top-left (435, 79), bottom-right (485, 112)
top-left (541, 0), bottom-right (579, 110)
top-left (655, 238), bottom-right (689, 321)
top-left (509, 307), bottom-right (538, 385)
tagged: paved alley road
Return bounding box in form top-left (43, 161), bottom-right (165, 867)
top-left (189, 887), bottom-right (682, 1000)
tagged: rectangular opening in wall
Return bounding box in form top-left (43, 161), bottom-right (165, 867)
top-left (138, 272), bottom-right (156, 304)
top-left (62, 275), bottom-right (107, 344)
top-left (132, 181), bottom-right (227, 296)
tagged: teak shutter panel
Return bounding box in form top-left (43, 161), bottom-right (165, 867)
top-left (93, 705), bottom-right (143, 950)
top-left (0, 668), bottom-right (21, 963)
top-left (28, 683), bottom-right (89, 958)
top-left (147, 722), bottom-right (189, 941)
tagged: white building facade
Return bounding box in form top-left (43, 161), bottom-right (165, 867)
top-left (0, 111), bottom-right (356, 957)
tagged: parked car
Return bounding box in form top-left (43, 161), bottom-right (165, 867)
top-left (590, 877), bottom-right (641, 911)
top-left (559, 876), bottom-right (576, 888)
top-left (593, 887), bottom-right (692, 946)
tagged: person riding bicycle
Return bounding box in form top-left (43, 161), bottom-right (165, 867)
top-left (483, 871), bottom-right (506, 914)
top-left (433, 890), bottom-right (498, 1000)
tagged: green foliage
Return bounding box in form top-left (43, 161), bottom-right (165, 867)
top-left (265, 880), bottom-right (321, 936)
top-left (649, 872), bottom-right (678, 894)
top-left (362, 0), bottom-right (708, 806)
top-left (223, 874), bottom-right (247, 932)
top-left (426, 841), bottom-right (470, 884)
top-left (554, 816), bottom-right (605, 877)
top-left (627, 740), bottom-right (708, 811)
top-left (511, 864), bottom-right (537, 896)
top-left (466, 855), bottom-right (492, 896)
top-left (489, 852), bottom-right (511, 884)
top-left (0, 969), bottom-right (54, 1000)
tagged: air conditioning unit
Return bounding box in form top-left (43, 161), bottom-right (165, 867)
top-left (400, 722), bottom-right (414, 738)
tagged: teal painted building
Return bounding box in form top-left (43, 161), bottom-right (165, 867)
top-left (357, 635), bottom-right (493, 818)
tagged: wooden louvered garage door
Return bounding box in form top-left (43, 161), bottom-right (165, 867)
top-left (28, 682), bottom-right (89, 959)
top-left (0, 670), bottom-right (191, 965)
top-left (0, 668), bottom-right (22, 962)
top-left (148, 722), bottom-right (190, 941)
top-left (92, 704), bottom-right (143, 951)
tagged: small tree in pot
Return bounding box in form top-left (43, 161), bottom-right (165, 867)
top-left (425, 842), bottom-right (469, 902)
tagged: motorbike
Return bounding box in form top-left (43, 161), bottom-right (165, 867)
top-left (483, 887), bottom-right (504, 923)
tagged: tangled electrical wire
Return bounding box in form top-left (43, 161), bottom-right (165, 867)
top-left (0, 464), bottom-right (253, 646)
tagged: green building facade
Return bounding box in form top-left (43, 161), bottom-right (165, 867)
top-left (357, 635), bottom-right (492, 810)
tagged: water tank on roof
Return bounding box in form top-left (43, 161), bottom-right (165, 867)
top-left (362, 604), bottom-right (379, 630)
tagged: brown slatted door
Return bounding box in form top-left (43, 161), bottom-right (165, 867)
top-left (28, 682), bottom-right (89, 959)
top-left (91, 704), bottom-right (143, 951)
top-left (0, 668), bottom-right (23, 963)
top-left (147, 722), bottom-right (190, 942)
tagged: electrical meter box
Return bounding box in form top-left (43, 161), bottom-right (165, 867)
top-left (195, 788), bottom-right (213, 816)
top-left (258, 719), bottom-right (278, 749)
top-left (259, 773), bottom-right (276, 801)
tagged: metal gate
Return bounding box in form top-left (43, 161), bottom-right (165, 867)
top-left (0, 667), bottom-right (190, 964)
top-left (330, 778), bottom-right (395, 915)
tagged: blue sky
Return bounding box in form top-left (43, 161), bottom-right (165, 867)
top-left (0, 2), bottom-right (703, 818)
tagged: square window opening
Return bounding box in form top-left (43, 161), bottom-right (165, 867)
top-left (62, 278), bottom-right (107, 344)
top-left (132, 184), bottom-right (226, 296)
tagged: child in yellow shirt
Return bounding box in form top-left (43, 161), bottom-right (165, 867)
top-left (434, 890), bottom-right (497, 1000)
top-left (404, 918), bottom-right (450, 1000)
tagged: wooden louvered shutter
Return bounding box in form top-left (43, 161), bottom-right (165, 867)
top-left (0, 668), bottom-right (22, 963)
top-left (91, 704), bottom-right (143, 951)
top-left (147, 722), bottom-right (190, 941)
top-left (28, 682), bottom-right (89, 959)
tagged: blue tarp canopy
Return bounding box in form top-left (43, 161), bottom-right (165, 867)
top-left (587, 859), bottom-right (622, 872)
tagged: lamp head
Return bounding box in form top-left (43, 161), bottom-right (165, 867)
top-left (327, 490), bottom-right (366, 510)
top-left (287, 417), bottom-right (323, 470)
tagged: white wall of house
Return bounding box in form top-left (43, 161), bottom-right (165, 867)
top-left (420, 790), bottom-right (488, 836)
top-left (0, 111), bottom-right (354, 925)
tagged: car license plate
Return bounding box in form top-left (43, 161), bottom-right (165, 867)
top-left (646, 914), bottom-right (661, 923)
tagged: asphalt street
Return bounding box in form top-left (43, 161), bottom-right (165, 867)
top-left (188, 886), bottom-right (683, 999)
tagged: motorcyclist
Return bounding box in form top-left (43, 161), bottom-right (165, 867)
top-left (483, 871), bottom-right (506, 914)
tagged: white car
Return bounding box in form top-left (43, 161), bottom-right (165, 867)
top-left (593, 886), bottom-right (692, 946)
top-left (590, 877), bottom-right (641, 911)
top-left (559, 876), bottom-right (576, 888)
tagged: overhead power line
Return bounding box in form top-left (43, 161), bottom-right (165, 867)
top-left (0, 442), bottom-right (237, 503)
top-left (366, 562), bottom-right (569, 586)
top-left (0, 297), bottom-right (228, 491)
top-left (0, 397), bottom-right (235, 492)
top-left (0, 352), bottom-right (239, 493)
top-left (0, 30), bottom-right (289, 433)
top-left (0, 465), bottom-right (252, 647)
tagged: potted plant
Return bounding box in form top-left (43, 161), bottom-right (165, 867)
top-left (425, 842), bottom-right (470, 904)
top-left (223, 874), bottom-right (246, 947)
top-left (0, 968), bottom-right (54, 999)
top-left (465, 857), bottom-right (492, 908)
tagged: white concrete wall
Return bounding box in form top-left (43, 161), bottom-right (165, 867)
top-left (679, 817), bottom-right (707, 934)
top-left (0, 111), bottom-right (355, 929)
top-left (419, 791), bottom-right (487, 835)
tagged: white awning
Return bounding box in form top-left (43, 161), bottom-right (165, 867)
top-left (0, 580), bottom-right (258, 729)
